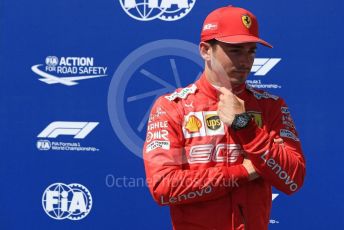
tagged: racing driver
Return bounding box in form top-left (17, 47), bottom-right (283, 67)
top-left (143, 5), bottom-right (306, 230)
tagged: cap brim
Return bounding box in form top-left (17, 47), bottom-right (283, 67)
top-left (215, 35), bottom-right (273, 48)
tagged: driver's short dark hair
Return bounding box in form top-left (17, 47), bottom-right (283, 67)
top-left (205, 39), bottom-right (218, 46)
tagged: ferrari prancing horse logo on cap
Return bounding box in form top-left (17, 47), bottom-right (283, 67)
top-left (242, 14), bottom-right (252, 29)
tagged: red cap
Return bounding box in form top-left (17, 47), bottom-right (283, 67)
top-left (201, 6), bottom-right (272, 48)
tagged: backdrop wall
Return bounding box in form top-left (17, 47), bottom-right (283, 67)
top-left (1, 0), bottom-right (343, 229)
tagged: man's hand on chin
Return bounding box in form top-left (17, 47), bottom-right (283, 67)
top-left (217, 87), bottom-right (245, 126)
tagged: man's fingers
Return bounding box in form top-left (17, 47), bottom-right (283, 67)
top-left (237, 97), bottom-right (245, 104)
top-left (218, 110), bottom-right (225, 120)
top-left (219, 87), bottom-right (233, 95)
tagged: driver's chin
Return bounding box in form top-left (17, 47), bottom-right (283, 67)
top-left (229, 72), bottom-right (248, 84)
top-left (214, 74), bottom-right (246, 90)
top-left (231, 77), bottom-right (246, 85)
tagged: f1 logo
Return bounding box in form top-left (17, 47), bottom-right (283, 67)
top-left (38, 122), bottom-right (99, 139)
top-left (251, 58), bottom-right (281, 76)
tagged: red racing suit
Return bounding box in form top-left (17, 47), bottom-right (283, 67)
top-left (143, 74), bottom-right (306, 230)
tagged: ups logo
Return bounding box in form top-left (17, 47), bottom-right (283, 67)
top-left (206, 115), bottom-right (221, 130)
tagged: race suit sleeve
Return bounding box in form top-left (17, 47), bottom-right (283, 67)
top-left (143, 96), bottom-right (249, 206)
top-left (234, 98), bottom-right (306, 195)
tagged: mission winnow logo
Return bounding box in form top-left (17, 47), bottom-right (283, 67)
top-left (32, 56), bottom-right (108, 86)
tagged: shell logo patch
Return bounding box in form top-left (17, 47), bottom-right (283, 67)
top-left (185, 115), bottom-right (202, 133)
top-left (242, 14), bottom-right (252, 29)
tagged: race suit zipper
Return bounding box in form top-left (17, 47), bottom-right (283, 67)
top-left (238, 205), bottom-right (247, 230)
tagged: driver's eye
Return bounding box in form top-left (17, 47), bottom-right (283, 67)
top-left (228, 49), bottom-right (240, 53)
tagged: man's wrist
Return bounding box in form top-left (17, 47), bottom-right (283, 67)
top-left (231, 112), bottom-right (251, 130)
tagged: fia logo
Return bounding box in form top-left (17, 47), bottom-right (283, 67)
top-left (45, 56), bottom-right (59, 66)
top-left (119, 0), bottom-right (196, 21)
top-left (42, 183), bottom-right (93, 220)
top-left (36, 140), bottom-right (52, 150)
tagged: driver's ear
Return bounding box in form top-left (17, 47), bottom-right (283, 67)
top-left (199, 42), bottom-right (213, 61)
